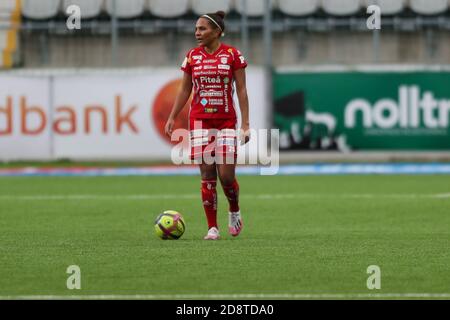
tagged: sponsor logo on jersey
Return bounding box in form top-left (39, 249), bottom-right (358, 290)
top-left (203, 59), bottom-right (217, 64)
top-left (223, 77), bottom-right (230, 84)
top-left (218, 70), bottom-right (229, 76)
top-left (209, 99), bottom-right (224, 106)
top-left (220, 57), bottom-right (228, 64)
top-left (200, 90), bottom-right (223, 97)
top-left (203, 65), bottom-right (217, 70)
top-left (218, 54), bottom-right (230, 58)
top-left (200, 76), bottom-right (221, 84)
top-left (193, 66), bottom-right (202, 71)
top-left (218, 64), bottom-right (230, 70)
top-left (194, 70), bottom-right (219, 76)
top-left (204, 84), bottom-right (222, 89)
top-left (192, 55), bottom-right (203, 60)
top-left (195, 60), bottom-right (201, 64)
top-left (192, 137), bottom-right (209, 147)
top-left (204, 107), bottom-right (218, 113)
top-left (200, 98), bottom-right (208, 106)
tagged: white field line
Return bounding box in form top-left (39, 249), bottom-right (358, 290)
top-left (0, 193), bottom-right (449, 201)
top-left (0, 293), bottom-right (449, 300)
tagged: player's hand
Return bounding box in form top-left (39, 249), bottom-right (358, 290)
top-left (239, 125), bottom-right (251, 145)
top-left (164, 118), bottom-right (175, 138)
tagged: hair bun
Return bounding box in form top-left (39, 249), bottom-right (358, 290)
top-left (215, 11), bottom-right (226, 20)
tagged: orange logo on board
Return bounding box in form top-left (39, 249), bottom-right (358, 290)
top-left (151, 79), bottom-right (191, 145)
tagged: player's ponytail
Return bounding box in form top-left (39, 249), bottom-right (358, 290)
top-left (215, 11), bottom-right (226, 21)
top-left (202, 11), bottom-right (226, 37)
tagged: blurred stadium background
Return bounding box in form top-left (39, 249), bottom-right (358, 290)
top-left (1, 0), bottom-right (450, 165)
top-left (0, 1), bottom-right (449, 299)
top-left (2, 0), bottom-right (450, 68)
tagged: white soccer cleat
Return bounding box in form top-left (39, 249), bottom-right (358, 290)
top-left (204, 227), bottom-right (220, 240)
top-left (228, 211), bottom-right (243, 237)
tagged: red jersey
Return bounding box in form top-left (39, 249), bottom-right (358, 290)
top-left (181, 43), bottom-right (247, 120)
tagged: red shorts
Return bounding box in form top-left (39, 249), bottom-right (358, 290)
top-left (189, 118), bottom-right (238, 164)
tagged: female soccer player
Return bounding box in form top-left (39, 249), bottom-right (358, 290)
top-left (164, 11), bottom-right (250, 240)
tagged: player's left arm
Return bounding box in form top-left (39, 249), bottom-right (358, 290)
top-left (234, 68), bottom-right (250, 145)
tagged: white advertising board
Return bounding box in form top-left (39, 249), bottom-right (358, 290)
top-left (0, 68), bottom-right (267, 161)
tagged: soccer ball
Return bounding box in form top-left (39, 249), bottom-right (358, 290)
top-left (154, 210), bottom-right (186, 240)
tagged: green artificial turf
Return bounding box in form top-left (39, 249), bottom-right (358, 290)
top-left (0, 175), bottom-right (449, 299)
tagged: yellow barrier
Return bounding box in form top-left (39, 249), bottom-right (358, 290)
top-left (1, 0), bottom-right (21, 68)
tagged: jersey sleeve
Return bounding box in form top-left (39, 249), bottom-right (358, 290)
top-left (181, 50), bottom-right (192, 74)
top-left (232, 48), bottom-right (248, 71)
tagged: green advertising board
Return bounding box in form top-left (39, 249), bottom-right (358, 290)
top-left (273, 70), bottom-right (450, 151)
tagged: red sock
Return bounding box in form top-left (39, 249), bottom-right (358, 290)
top-left (222, 179), bottom-right (240, 213)
top-left (201, 180), bottom-right (218, 229)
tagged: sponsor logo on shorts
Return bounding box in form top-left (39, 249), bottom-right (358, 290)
top-left (218, 129), bottom-right (236, 137)
top-left (217, 137), bottom-right (236, 147)
top-left (191, 137), bottom-right (209, 146)
top-left (171, 126), bottom-right (280, 175)
top-left (190, 129), bottom-right (208, 138)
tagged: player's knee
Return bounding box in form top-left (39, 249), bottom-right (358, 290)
top-left (219, 174), bottom-right (235, 187)
top-left (199, 165), bottom-right (217, 181)
top-left (201, 172), bottom-right (217, 181)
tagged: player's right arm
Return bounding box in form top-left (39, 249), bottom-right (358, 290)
top-left (164, 72), bottom-right (193, 137)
